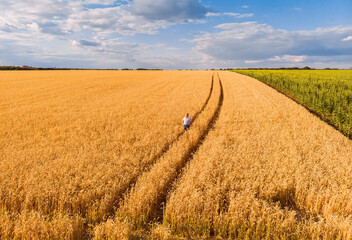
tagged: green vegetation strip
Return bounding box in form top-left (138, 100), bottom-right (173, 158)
top-left (232, 70), bottom-right (352, 139)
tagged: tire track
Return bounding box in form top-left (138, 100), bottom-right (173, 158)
top-left (192, 73), bottom-right (214, 121)
top-left (120, 73), bottom-right (215, 191)
top-left (157, 73), bottom-right (224, 223)
top-left (85, 73), bottom-right (215, 233)
top-left (143, 73), bottom-right (214, 173)
top-left (117, 73), bottom-right (224, 229)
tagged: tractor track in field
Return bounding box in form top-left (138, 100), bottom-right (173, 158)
top-left (151, 73), bottom-right (224, 224)
top-left (113, 73), bottom-right (223, 236)
top-left (84, 73), bottom-right (215, 238)
top-left (143, 73), bottom-right (214, 173)
top-left (119, 73), bottom-right (214, 199)
top-left (124, 73), bottom-right (215, 186)
top-left (192, 74), bottom-right (214, 121)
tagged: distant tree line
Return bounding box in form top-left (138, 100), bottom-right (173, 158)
top-left (0, 66), bottom-right (84, 70)
top-left (211, 67), bottom-right (314, 70)
top-left (244, 66), bottom-right (315, 70)
top-left (0, 66), bottom-right (164, 71)
top-left (228, 67), bottom-right (350, 70)
top-left (1, 65), bottom-right (349, 71)
top-left (125, 68), bottom-right (163, 71)
top-left (229, 66), bottom-right (316, 70)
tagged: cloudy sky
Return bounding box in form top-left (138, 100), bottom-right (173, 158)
top-left (0, 0), bottom-right (352, 69)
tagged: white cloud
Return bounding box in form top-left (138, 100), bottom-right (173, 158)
top-left (27, 23), bottom-right (41, 33)
top-left (83, 0), bottom-right (118, 5)
top-left (67, 6), bottom-right (170, 35)
top-left (72, 39), bottom-right (101, 47)
top-left (191, 22), bottom-right (352, 68)
top-left (0, 0), bottom-right (81, 35)
top-left (268, 55), bottom-right (307, 63)
top-left (248, 55), bottom-right (307, 64)
top-left (267, 56), bottom-right (281, 62)
top-left (245, 60), bottom-right (262, 64)
top-left (206, 12), bottom-right (221, 17)
top-left (193, 22), bottom-right (352, 59)
top-left (0, 0), bottom-right (211, 69)
top-left (165, 47), bottom-right (181, 51)
top-left (223, 12), bottom-right (254, 18)
top-left (282, 55), bottom-right (307, 62)
top-left (1, 0), bottom-right (352, 69)
top-left (206, 12), bottom-right (253, 18)
top-left (0, 0), bottom-right (211, 37)
top-left (70, 36), bottom-right (154, 65)
top-left (342, 36), bottom-right (352, 42)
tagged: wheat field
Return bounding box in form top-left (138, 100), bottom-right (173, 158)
top-left (164, 71), bottom-right (352, 239)
top-left (0, 70), bottom-right (212, 238)
top-left (1, 70), bottom-right (352, 239)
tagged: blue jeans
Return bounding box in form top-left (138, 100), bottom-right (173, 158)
top-left (184, 125), bottom-right (190, 130)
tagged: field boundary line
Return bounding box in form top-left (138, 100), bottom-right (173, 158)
top-left (233, 71), bottom-right (351, 140)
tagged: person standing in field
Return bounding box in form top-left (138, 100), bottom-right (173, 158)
top-left (183, 113), bottom-right (192, 131)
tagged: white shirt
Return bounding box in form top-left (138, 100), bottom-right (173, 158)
top-left (183, 117), bottom-right (191, 126)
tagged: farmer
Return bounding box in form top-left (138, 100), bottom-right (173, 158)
top-left (183, 113), bottom-right (192, 131)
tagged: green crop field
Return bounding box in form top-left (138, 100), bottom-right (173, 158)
top-left (233, 69), bottom-right (352, 138)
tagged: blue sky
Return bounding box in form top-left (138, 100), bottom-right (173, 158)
top-left (0, 0), bottom-right (352, 69)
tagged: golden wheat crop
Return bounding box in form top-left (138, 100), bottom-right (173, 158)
top-left (0, 70), bottom-right (213, 238)
top-left (1, 70), bottom-right (352, 239)
top-left (118, 73), bottom-right (222, 226)
top-left (164, 71), bottom-right (352, 239)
